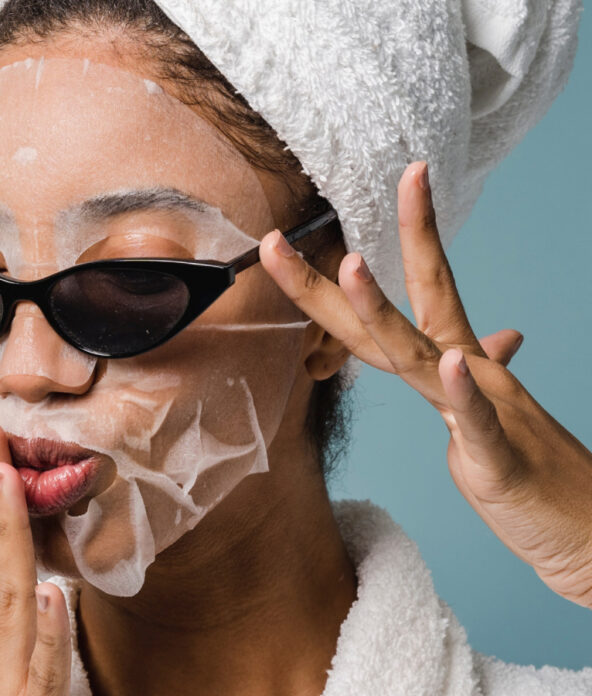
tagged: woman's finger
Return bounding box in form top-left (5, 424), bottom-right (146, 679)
top-left (438, 349), bottom-right (519, 492)
top-left (0, 428), bottom-right (11, 463)
top-left (478, 330), bottom-right (523, 366)
top-left (28, 583), bottom-right (71, 696)
top-left (0, 463), bottom-right (38, 694)
top-left (259, 229), bottom-right (393, 371)
top-left (398, 163), bottom-right (485, 354)
top-left (338, 252), bottom-right (446, 402)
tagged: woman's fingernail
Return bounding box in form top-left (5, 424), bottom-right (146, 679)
top-left (354, 255), bottom-right (374, 282)
top-left (273, 230), bottom-right (296, 258)
top-left (511, 335), bottom-right (524, 357)
top-left (36, 588), bottom-right (50, 613)
top-left (419, 163), bottom-right (430, 191)
top-left (457, 353), bottom-right (469, 375)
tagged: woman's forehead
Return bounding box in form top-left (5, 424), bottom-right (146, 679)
top-left (0, 56), bottom-right (274, 241)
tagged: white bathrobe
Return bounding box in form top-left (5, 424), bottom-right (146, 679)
top-left (54, 499), bottom-right (592, 695)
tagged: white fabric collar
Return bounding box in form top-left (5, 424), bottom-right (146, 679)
top-left (323, 500), bottom-right (480, 695)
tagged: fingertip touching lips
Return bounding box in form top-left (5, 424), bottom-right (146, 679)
top-left (8, 435), bottom-right (102, 518)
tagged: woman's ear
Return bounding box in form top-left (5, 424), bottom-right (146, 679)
top-left (305, 329), bottom-right (351, 381)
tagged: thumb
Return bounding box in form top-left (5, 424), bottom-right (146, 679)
top-left (28, 583), bottom-right (72, 696)
top-left (478, 329), bottom-right (523, 366)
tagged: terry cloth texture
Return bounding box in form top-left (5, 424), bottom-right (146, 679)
top-left (152, 0), bottom-right (582, 306)
top-left (53, 499), bottom-right (592, 695)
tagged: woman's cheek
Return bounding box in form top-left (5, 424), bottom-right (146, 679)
top-left (23, 314), bottom-right (307, 595)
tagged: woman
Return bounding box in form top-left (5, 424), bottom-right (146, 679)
top-left (0, 0), bottom-right (590, 694)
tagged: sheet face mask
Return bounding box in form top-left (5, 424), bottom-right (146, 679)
top-left (0, 57), bottom-right (308, 596)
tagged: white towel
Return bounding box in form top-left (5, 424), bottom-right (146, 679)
top-left (154, 0), bottom-right (581, 306)
top-left (325, 500), bottom-right (592, 695)
top-left (53, 499), bottom-right (592, 695)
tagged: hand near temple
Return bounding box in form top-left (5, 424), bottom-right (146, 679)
top-left (260, 161), bottom-right (592, 610)
top-left (0, 433), bottom-right (71, 695)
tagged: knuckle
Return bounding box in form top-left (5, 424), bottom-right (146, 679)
top-left (466, 395), bottom-right (501, 442)
top-left (413, 335), bottom-right (441, 367)
top-left (423, 205), bottom-right (438, 232)
top-left (0, 519), bottom-right (8, 538)
top-left (29, 663), bottom-right (60, 695)
top-left (390, 334), bottom-right (440, 376)
top-left (487, 456), bottom-right (527, 501)
top-left (375, 297), bottom-right (394, 322)
top-left (36, 629), bottom-right (69, 653)
top-left (0, 580), bottom-right (35, 618)
top-left (292, 263), bottom-right (323, 304)
top-left (425, 260), bottom-right (455, 294)
top-left (357, 293), bottom-right (396, 331)
top-left (0, 579), bottom-right (20, 614)
top-left (303, 263), bottom-right (322, 293)
top-left (404, 252), bottom-right (457, 299)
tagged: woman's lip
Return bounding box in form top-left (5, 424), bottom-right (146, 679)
top-left (7, 436), bottom-right (102, 516)
top-left (17, 459), bottom-right (100, 516)
top-left (8, 434), bottom-right (94, 470)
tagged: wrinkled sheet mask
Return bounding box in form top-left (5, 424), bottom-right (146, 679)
top-left (0, 57), bottom-right (308, 596)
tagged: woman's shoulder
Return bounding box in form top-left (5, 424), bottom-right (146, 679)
top-left (327, 499), bottom-right (592, 696)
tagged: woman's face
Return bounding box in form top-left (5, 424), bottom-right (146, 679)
top-left (0, 45), bottom-right (312, 595)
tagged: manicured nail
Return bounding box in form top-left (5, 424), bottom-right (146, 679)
top-left (36, 588), bottom-right (50, 613)
top-left (419, 163), bottom-right (430, 191)
top-left (457, 353), bottom-right (468, 375)
top-left (354, 255), bottom-right (373, 282)
top-left (273, 230), bottom-right (295, 258)
top-left (511, 335), bottom-right (524, 357)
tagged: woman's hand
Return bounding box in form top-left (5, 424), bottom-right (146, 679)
top-left (0, 434), bottom-right (71, 695)
top-left (260, 162), bottom-right (592, 609)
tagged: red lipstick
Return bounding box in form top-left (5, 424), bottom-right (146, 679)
top-left (8, 435), bottom-right (100, 516)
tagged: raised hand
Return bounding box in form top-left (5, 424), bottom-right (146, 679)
top-left (0, 433), bottom-right (71, 695)
top-left (260, 162), bottom-right (592, 609)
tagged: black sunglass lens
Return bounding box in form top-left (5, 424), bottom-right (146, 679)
top-left (49, 268), bottom-right (190, 356)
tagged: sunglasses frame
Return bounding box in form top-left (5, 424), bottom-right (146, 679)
top-left (0, 206), bottom-right (339, 358)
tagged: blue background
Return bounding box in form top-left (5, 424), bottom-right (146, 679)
top-left (329, 7), bottom-right (592, 670)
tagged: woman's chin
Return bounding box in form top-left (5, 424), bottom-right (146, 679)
top-left (30, 515), bottom-right (83, 580)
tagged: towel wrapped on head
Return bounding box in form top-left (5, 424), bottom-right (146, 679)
top-left (154, 0), bottom-right (581, 308)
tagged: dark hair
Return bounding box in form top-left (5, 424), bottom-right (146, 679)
top-left (0, 0), bottom-right (352, 479)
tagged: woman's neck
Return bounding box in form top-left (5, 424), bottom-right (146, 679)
top-left (77, 439), bottom-right (357, 696)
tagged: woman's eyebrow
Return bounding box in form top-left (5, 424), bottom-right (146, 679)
top-left (52, 188), bottom-right (215, 268)
top-left (65, 187), bottom-right (210, 222)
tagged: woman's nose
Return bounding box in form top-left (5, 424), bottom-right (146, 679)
top-left (0, 302), bottom-right (97, 402)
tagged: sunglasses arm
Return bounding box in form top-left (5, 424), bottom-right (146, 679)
top-left (229, 207), bottom-right (339, 275)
